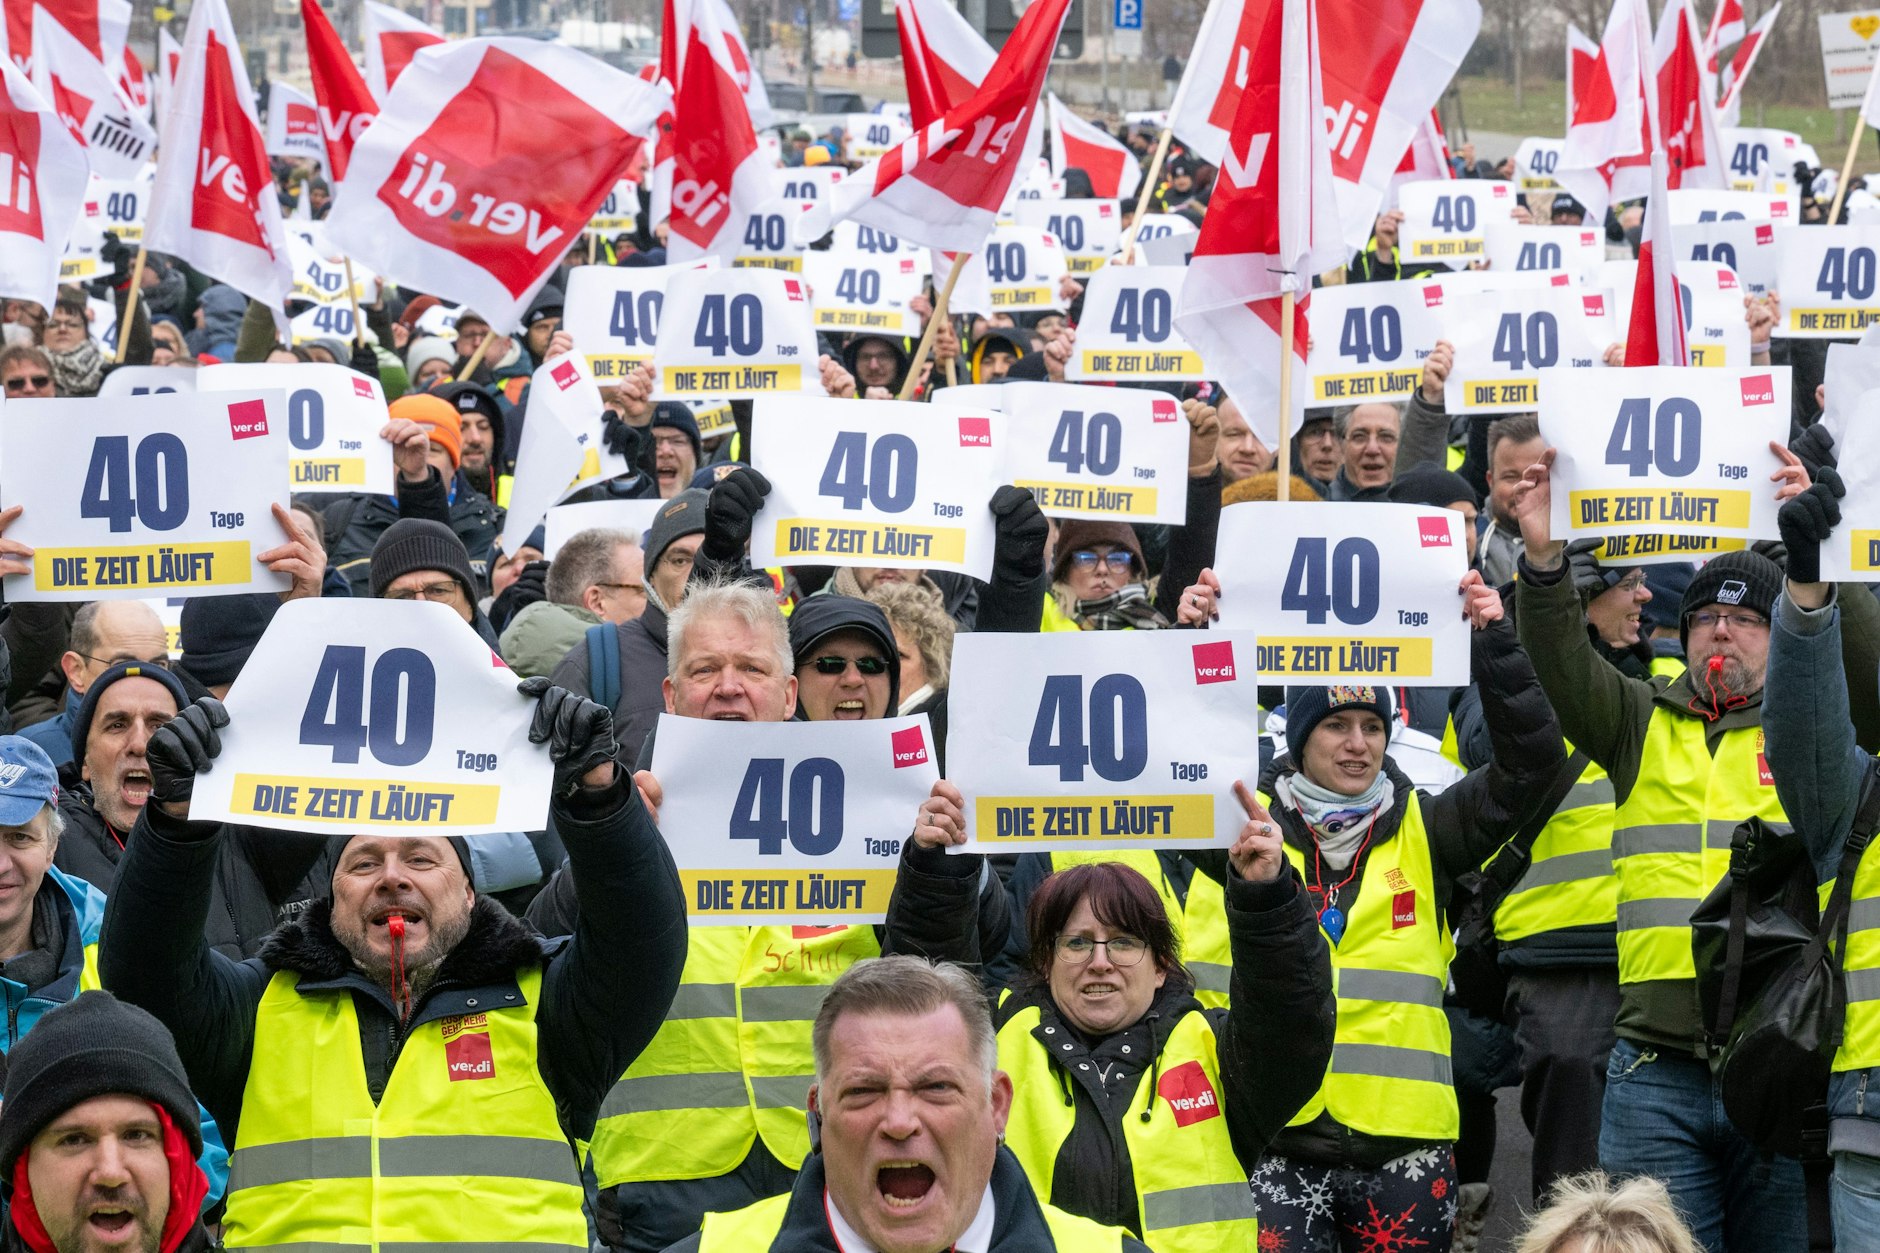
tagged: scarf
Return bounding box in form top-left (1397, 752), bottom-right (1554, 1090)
top-left (48, 339), bottom-right (103, 397)
top-left (8, 1103), bottom-right (207, 1253)
top-left (1069, 583), bottom-right (1167, 631)
top-left (1276, 770), bottom-right (1394, 871)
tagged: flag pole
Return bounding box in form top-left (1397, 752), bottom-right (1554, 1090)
top-left (1118, 125), bottom-right (1174, 263)
top-left (1276, 282), bottom-right (1296, 503)
top-left (114, 246), bottom-right (149, 365)
top-left (1829, 122), bottom-right (1865, 225)
top-left (457, 328), bottom-right (495, 381)
top-left (342, 258), bottom-right (366, 348)
top-left (901, 252), bottom-right (969, 400)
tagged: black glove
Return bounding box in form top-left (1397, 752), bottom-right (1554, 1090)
top-left (989, 485), bottom-right (1048, 583)
top-left (349, 337), bottom-right (382, 381)
top-left (601, 412), bottom-right (645, 461)
top-left (1791, 423), bottom-right (1837, 478)
top-left (702, 467), bottom-right (771, 563)
top-left (488, 560), bottom-right (550, 633)
top-left (146, 698), bottom-right (230, 805)
top-left (518, 677), bottom-right (619, 794)
top-left (1777, 465), bottom-right (1844, 586)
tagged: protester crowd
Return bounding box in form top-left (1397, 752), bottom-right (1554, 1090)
top-left (4, 1), bottom-right (1880, 1251)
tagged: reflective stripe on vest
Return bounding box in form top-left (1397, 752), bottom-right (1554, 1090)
top-left (1280, 791), bottom-right (1459, 1141)
top-left (1611, 712), bottom-right (1786, 985)
top-left (1048, 852), bottom-right (1229, 1010)
top-left (695, 1187), bottom-right (1131, 1251)
top-left (222, 966), bottom-right (584, 1250)
top-left (1830, 860), bottom-right (1880, 1071)
top-left (1493, 747), bottom-right (1619, 942)
top-left (589, 923), bottom-right (879, 1186)
top-left (998, 1003), bottom-right (1255, 1253)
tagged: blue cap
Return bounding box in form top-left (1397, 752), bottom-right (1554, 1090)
top-left (0, 737), bottom-right (59, 828)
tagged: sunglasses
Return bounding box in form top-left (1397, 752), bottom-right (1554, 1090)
top-left (4, 375), bottom-right (50, 393)
top-left (810, 655), bottom-right (889, 676)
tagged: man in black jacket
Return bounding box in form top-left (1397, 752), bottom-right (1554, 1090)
top-left (95, 680), bottom-right (687, 1250)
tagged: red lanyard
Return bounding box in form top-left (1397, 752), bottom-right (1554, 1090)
top-left (1307, 808), bottom-right (1380, 918)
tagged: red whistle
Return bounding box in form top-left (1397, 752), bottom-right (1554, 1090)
top-left (388, 914), bottom-right (406, 940)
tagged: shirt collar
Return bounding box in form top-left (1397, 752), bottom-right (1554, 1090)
top-left (824, 1183), bottom-right (996, 1253)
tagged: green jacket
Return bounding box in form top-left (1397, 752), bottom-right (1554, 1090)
top-left (499, 601), bottom-right (601, 680)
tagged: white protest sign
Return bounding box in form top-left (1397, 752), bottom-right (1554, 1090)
top-left (649, 713), bottom-right (939, 925)
top-left (773, 166), bottom-right (845, 204)
top-left (733, 198), bottom-right (813, 272)
top-left (501, 352), bottom-right (632, 555)
top-left (1013, 199), bottom-right (1122, 274)
top-left (1, 391), bottom-right (291, 601)
top-left (951, 226), bottom-right (1071, 316)
top-left (1137, 230), bottom-right (1200, 267)
top-left (1778, 225), bottom-right (1880, 338)
top-left (1540, 366), bottom-right (1788, 549)
top-left (1068, 266), bottom-right (1206, 382)
top-left (89, 169), bottom-right (153, 244)
top-left (831, 219), bottom-right (928, 271)
top-left (1399, 179), bottom-right (1517, 264)
top-left (1721, 128), bottom-right (1818, 193)
top-left (1677, 262), bottom-right (1754, 369)
top-left (1441, 285), bottom-right (1613, 415)
top-left (846, 113), bottom-right (910, 160)
top-left (653, 268), bottom-right (824, 398)
top-left (145, 597), bottom-right (186, 659)
top-left (1819, 11), bottom-right (1880, 109)
top-left (1483, 222), bottom-right (1605, 285)
top-left (97, 367), bottom-right (196, 399)
top-left (1672, 219), bottom-right (1782, 296)
top-left (1668, 188), bottom-right (1798, 227)
top-left (993, 382), bottom-right (1190, 525)
top-left (1512, 137), bottom-right (1564, 191)
top-left (802, 249), bottom-right (924, 336)
top-left (1211, 503), bottom-right (1471, 686)
top-left (1305, 279), bottom-right (1443, 407)
top-left (193, 599), bottom-right (554, 836)
top-left (1822, 342), bottom-right (1880, 443)
top-left (691, 398), bottom-right (737, 441)
top-left (198, 364), bottom-right (394, 495)
top-left (750, 395), bottom-right (1003, 580)
top-left (1130, 213), bottom-right (1197, 246)
top-left (1822, 388), bottom-right (1880, 579)
top-left (564, 258), bottom-right (717, 386)
top-left (542, 498), bottom-right (666, 559)
top-left (944, 631), bottom-right (1260, 853)
top-left (588, 179), bottom-right (639, 238)
top-left (288, 235), bottom-right (371, 307)
top-left (289, 304), bottom-right (362, 345)
top-left (1429, 268), bottom-right (1572, 298)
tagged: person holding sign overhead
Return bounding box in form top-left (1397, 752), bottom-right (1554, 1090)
top-left (95, 672), bottom-right (685, 1253)
top-left (1506, 444), bottom-right (1871, 1250)
top-left (882, 779), bottom-right (1332, 1252)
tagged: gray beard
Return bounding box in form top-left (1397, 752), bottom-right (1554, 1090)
top-left (335, 906), bottom-right (474, 1009)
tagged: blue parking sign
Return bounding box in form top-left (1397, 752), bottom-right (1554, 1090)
top-left (1114, 0), bottom-right (1142, 29)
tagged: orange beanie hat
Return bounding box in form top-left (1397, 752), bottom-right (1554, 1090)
top-left (389, 393), bottom-right (461, 470)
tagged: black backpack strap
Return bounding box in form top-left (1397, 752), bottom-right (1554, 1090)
top-left (1823, 760), bottom-right (1880, 1047)
top-left (1714, 821), bottom-right (1760, 1039)
top-left (1480, 749), bottom-right (1593, 898)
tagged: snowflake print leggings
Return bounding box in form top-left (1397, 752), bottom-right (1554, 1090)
top-left (1249, 1145), bottom-right (1459, 1253)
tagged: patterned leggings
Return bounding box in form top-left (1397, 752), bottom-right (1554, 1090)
top-left (1250, 1146), bottom-right (1459, 1253)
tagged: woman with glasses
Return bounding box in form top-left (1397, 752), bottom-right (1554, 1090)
top-left (1046, 521), bottom-right (1171, 631)
top-left (785, 595), bottom-right (901, 723)
top-left (881, 803), bottom-right (1335, 1253)
top-left (43, 297), bottom-right (103, 397)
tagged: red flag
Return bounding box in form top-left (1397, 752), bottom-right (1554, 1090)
top-left (809, 0), bottom-right (1070, 253)
top-left (0, 55), bottom-right (88, 310)
top-left (300, 0), bottom-right (376, 182)
top-left (146, 0), bottom-right (290, 313)
top-left (663, 0), bottom-right (768, 262)
top-left (326, 39), bottom-right (668, 330)
top-left (4, 0), bottom-right (128, 76)
top-left (1175, 0), bottom-right (1341, 446)
top-left (1652, 0), bottom-right (1725, 190)
top-left (116, 44), bottom-right (146, 116)
top-left (1718, 3), bottom-right (1778, 127)
top-left (1625, 0), bottom-right (1687, 367)
top-left (1702, 0), bottom-right (1744, 73)
top-left (896, 0), bottom-right (994, 129)
top-left (1047, 93), bottom-right (1141, 199)
top-left (362, 0), bottom-right (443, 102)
top-left (1557, 0), bottom-right (1649, 231)
top-left (31, 5), bottom-right (154, 179)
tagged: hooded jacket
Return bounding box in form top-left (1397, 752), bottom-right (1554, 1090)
top-left (839, 333), bottom-right (911, 396)
top-left (184, 286), bottom-right (246, 358)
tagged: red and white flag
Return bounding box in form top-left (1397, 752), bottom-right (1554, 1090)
top-left (1557, 0), bottom-right (1648, 231)
top-left (1564, 22), bottom-right (1597, 127)
top-left (1651, 0), bottom-right (1726, 190)
top-left (1169, 0), bottom-right (1478, 253)
top-left (116, 44), bottom-right (146, 118)
top-left (1047, 94), bottom-right (1141, 199)
top-left (145, 0), bottom-right (292, 315)
top-left (1176, 0), bottom-right (1342, 445)
top-left (301, 0), bottom-right (376, 181)
top-left (155, 26), bottom-right (181, 117)
top-left (896, 0), bottom-right (994, 128)
top-left (361, 0), bottom-right (443, 102)
top-left (806, 0), bottom-right (1070, 253)
top-left (0, 54), bottom-right (88, 310)
top-left (1719, 3), bottom-right (1778, 128)
top-left (1626, 0), bottom-right (1685, 368)
top-left (1388, 108), bottom-right (1450, 203)
top-left (3, 0), bottom-right (129, 77)
top-left (31, 5), bottom-right (154, 179)
top-left (327, 38), bottom-right (668, 331)
top-left (661, 0), bottom-right (769, 263)
top-left (264, 79), bottom-right (325, 164)
top-left (1702, 0), bottom-right (1744, 73)
top-left (709, 0), bottom-right (772, 129)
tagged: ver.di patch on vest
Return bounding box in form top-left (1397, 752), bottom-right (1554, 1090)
top-left (442, 1013), bottom-right (494, 1081)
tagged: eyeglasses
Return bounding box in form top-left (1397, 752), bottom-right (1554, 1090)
top-left (594, 581), bottom-right (644, 595)
top-left (1068, 550), bottom-right (1137, 574)
top-left (384, 580), bottom-right (465, 603)
top-left (652, 433), bottom-right (695, 452)
top-left (47, 319), bottom-right (84, 332)
top-left (77, 653), bottom-right (170, 671)
top-left (1053, 934), bottom-right (1149, 966)
top-left (4, 375), bottom-right (50, 393)
top-left (1688, 610), bottom-right (1768, 631)
top-left (1614, 571), bottom-right (1648, 592)
top-left (810, 655), bottom-right (889, 676)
